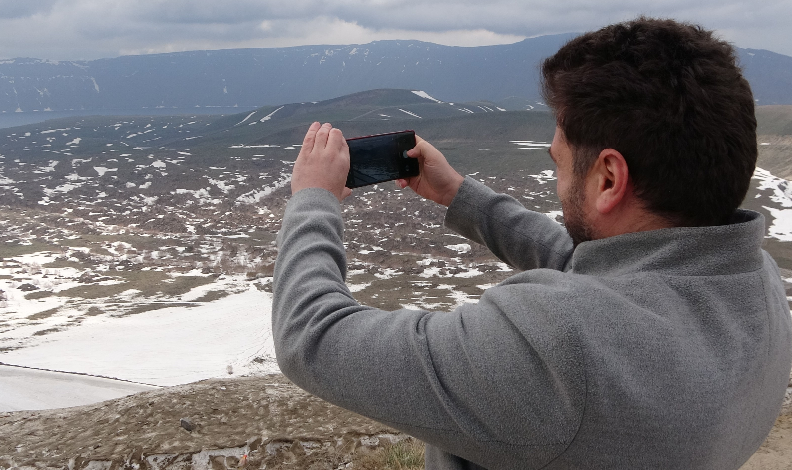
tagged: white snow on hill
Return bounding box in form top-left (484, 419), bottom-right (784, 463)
top-left (0, 365), bottom-right (157, 412)
top-left (1, 285), bottom-right (277, 388)
top-left (754, 167), bottom-right (792, 242)
top-left (398, 108), bottom-right (422, 119)
top-left (412, 90), bottom-right (443, 103)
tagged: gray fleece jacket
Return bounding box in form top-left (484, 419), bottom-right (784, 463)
top-left (273, 177), bottom-right (792, 469)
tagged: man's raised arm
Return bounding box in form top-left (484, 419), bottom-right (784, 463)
top-left (398, 137), bottom-right (574, 272)
top-left (272, 124), bottom-right (584, 467)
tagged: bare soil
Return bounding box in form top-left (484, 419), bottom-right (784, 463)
top-left (0, 374), bottom-right (407, 470)
top-left (741, 412), bottom-right (792, 469)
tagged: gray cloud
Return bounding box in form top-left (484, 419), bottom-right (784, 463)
top-left (0, 0), bottom-right (57, 19)
top-left (0, 0), bottom-right (789, 60)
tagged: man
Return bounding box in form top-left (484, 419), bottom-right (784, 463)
top-left (272, 17), bottom-right (792, 469)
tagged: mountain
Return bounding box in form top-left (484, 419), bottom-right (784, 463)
top-left (739, 49), bottom-right (792, 106)
top-left (2, 34), bottom-right (791, 115)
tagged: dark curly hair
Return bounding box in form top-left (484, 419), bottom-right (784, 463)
top-left (541, 17), bottom-right (757, 226)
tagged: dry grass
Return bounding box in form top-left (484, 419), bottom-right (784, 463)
top-left (24, 290), bottom-right (55, 300)
top-left (193, 290), bottom-right (231, 302)
top-left (32, 327), bottom-right (63, 336)
top-left (26, 307), bottom-right (60, 320)
top-left (355, 439), bottom-right (426, 470)
top-left (0, 242), bottom-right (56, 258)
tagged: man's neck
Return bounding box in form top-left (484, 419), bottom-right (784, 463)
top-left (590, 201), bottom-right (676, 241)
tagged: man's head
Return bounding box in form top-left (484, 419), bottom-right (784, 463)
top-left (541, 17), bottom-right (757, 232)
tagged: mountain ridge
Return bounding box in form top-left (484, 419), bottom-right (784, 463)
top-left (1, 34), bottom-right (791, 115)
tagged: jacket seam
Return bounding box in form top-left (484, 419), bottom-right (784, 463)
top-left (538, 336), bottom-right (589, 469)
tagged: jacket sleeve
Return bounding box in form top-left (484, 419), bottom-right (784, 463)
top-left (445, 177), bottom-right (574, 272)
top-left (272, 188), bottom-right (585, 469)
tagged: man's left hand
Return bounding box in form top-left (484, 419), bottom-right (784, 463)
top-left (291, 122), bottom-right (352, 202)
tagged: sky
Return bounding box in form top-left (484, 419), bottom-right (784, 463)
top-left (0, 0), bottom-right (790, 61)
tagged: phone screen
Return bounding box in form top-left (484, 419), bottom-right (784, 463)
top-left (346, 130), bottom-right (419, 188)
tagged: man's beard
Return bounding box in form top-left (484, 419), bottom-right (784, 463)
top-left (561, 181), bottom-right (594, 247)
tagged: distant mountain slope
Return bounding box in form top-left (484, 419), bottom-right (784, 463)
top-left (739, 50), bottom-right (792, 106)
top-left (0, 36), bottom-right (573, 114)
top-left (2, 34), bottom-right (791, 114)
top-left (756, 105), bottom-right (792, 180)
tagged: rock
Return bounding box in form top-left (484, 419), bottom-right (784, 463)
top-left (17, 283), bottom-right (39, 292)
top-left (78, 272), bottom-right (98, 283)
top-left (180, 418), bottom-right (196, 432)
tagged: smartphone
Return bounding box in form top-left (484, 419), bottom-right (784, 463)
top-left (345, 130), bottom-right (420, 188)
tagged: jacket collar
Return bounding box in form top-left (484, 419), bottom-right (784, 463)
top-left (568, 210), bottom-right (766, 277)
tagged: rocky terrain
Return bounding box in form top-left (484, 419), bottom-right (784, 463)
top-left (0, 374), bottom-right (421, 470)
top-left (0, 90), bottom-right (563, 365)
top-left (0, 372), bottom-right (789, 470)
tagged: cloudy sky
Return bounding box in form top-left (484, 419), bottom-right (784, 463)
top-left (0, 0), bottom-right (790, 61)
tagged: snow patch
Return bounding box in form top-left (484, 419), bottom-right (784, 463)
top-left (256, 106), bottom-right (284, 123)
top-left (1, 288), bottom-right (277, 387)
top-left (412, 90), bottom-right (443, 103)
top-left (511, 140), bottom-right (551, 149)
top-left (236, 173), bottom-right (291, 204)
top-left (445, 244), bottom-right (471, 254)
top-left (398, 108), bottom-right (422, 119)
top-left (93, 167), bottom-right (117, 177)
top-left (545, 211), bottom-right (564, 224)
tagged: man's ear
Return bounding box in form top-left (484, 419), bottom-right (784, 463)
top-left (592, 149), bottom-right (630, 214)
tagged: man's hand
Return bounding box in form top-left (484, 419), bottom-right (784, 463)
top-left (291, 122), bottom-right (352, 202)
top-left (396, 136), bottom-right (464, 207)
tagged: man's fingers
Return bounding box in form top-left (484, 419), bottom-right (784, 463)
top-left (327, 128), bottom-right (347, 152)
top-left (301, 122), bottom-right (321, 152)
top-left (313, 122), bottom-right (333, 152)
top-left (407, 141), bottom-right (430, 161)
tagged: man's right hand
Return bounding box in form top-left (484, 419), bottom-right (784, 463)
top-left (396, 136), bottom-right (464, 207)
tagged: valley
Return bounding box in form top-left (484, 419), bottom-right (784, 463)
top-left (0, 89), bottom-right (790, 392)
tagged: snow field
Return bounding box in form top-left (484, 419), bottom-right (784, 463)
top-left (2, 285), bottom-right (277, 387)
top-left (754, 167), bottom-right (792, 241)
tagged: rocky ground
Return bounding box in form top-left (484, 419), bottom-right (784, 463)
top-left (0, 374), bottom-right (419, 470)
top-left (0, 372), bottom-right (789, 470)
top-left (742, 409), bottom-right (792, 469)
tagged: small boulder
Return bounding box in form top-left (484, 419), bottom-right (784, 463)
top-left (180, 418), bottom-right (196, 432)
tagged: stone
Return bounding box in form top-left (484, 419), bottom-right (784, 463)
top-left (180, 418), bottom-right (196, 432)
